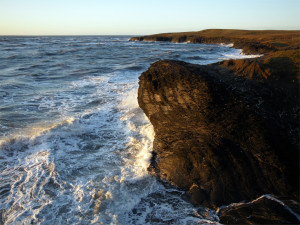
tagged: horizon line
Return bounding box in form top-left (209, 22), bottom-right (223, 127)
top-left (0, 34), bottom-right (136, 37)
top-left (1, 28), bottom-right (300, 37)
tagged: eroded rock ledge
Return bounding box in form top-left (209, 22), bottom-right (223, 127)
top-left (138, 60), bottom-right (299, 222)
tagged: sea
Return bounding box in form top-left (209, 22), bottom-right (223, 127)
top-left (0, 36), bottom-right (258, 225)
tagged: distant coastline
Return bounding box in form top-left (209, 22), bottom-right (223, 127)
top-left (130, 29), bottom-right (300, 54)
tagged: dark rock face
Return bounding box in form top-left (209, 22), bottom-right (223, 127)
top-left (218, 195), bottom-right (300, 224)
top-left (138, 60), bottom-right (299, 209)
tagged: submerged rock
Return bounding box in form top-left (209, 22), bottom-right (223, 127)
top-left (138, 60), bottom-right (299, 210)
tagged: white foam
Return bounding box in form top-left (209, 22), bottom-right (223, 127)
top-left (219, 49), bottom-right (263, 60)
top-left (117, 87), bottom-right (154, 179)
top-left (220, 43), bottom-right (234, 47)
top-left (0, 117), bottom-right (75, 147)
top-left (119, 87), bottom-right (139, 110)
top-left (1, 147), bottom-right (64, 224)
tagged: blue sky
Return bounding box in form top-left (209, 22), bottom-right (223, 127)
top-left (0, 0), bottom-right (299, 35)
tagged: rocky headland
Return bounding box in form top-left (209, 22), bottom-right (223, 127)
top-left (130, 29), bottom-right (300, 54)
top-left (132, 29), bottom-right (300, 224)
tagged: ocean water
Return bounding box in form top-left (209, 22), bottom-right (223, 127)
top-left (0, 36), bottom-right (256, 225)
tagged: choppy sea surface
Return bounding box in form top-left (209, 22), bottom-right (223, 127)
top-left (0, 36), bottom-right (257, 224)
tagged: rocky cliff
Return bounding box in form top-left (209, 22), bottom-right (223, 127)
top-left (135, 29), bottom-right (300, 224)
top-left (138, 60), bottom-right (299, 206)
top-left (137, 60), bottom-right (299, 223)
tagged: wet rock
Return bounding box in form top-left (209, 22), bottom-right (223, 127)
top-left (218, 195), bottom-right (300, 224)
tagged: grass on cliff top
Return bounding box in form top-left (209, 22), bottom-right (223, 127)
top-left (264, 50), bottom-right (300, 82)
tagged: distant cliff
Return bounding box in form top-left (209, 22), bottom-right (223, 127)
top-left (135, 29), bottom-right (300, 224)
top-left (130, 29), bottom-right (300, 55)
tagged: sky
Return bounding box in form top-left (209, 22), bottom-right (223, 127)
top-left (0, 0), bottom-right (299, 35)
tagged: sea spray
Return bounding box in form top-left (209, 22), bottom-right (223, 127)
top-left (119, 87), bottom-right (154, 178)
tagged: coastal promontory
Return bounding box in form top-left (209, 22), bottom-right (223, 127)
top-left (134, 29), bottom-right (300, 224)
